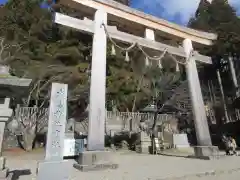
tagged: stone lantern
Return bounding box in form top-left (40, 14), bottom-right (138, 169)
top-left (0, 65), bottom-right (31, 179)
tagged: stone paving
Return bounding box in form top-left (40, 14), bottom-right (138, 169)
top-left (3, 149), bottom-right (240, 180)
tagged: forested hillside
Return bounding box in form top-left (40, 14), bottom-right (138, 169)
top-left (189, 0), bottom-right (240, 122)
top-left (0, 0), bottom-right (183, 115)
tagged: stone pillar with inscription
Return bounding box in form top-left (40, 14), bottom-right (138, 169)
top-left (37, 83), bottom-right (71, 180)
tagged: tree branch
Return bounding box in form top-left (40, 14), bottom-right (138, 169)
top-left (0, 37), bottom-right (22, 64)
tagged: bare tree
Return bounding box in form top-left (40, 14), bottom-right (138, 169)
top-left (0, 37), bottom-right (21, 65)
top-left (13, 105), bottom-right (48, 151)
top-left (13, 63), bottom-right (90, 151)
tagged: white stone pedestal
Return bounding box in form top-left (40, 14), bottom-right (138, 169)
top-left (63, 137), bottom-right (84, 157)
top-left (173, 134), bottom-right (190, 148)
top-left (37, 160), bottom-right (71, 180)
top-left (74, 151), bottom-right (118, 172)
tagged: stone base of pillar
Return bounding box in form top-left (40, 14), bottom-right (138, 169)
top-left (192, 146), bottom-right (220, 160)
top-left (73, 151), bottom-right (118, 172)
top-left (0, 169), bottom-right (8, 180)
top-left (36, 160), bottom-right (71, 180)
top-left (0, 157), bottom-right (9, 180)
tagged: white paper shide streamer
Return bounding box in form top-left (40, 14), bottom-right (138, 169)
top-left (145, 57), bottom-right (150, 66)
top-left (176, 62), bottom-right (180, 72)
top-left (102, 24), bottom-right (187, 68)
top-left (158, 60), bottom-right (163, 69)
top-left (111, 44), bottom-right (116, 56)
top-left (125, 51), bottom-right (130, 62)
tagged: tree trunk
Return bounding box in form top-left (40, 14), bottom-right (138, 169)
top-left (132, 76), bottom-right (144, 112)
top-left (22, 128), bottom-right (36, 151)
top-left (151, 111), bottom-right (158, 154)
top-left (216, 70), bottom-right (229, 123)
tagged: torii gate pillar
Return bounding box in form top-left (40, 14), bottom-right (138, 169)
top-left (87, 9), bottom-right (107, 151)
top-left (75, 10), bottom-right (118, 171)
top-left (183, 39), bottom-right (219, 159)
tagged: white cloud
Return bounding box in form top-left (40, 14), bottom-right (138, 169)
top-left (160, 0), bottom-right (200, 24)
top-left (230, 0), bottom-right (240, 11)
top-left (131, 0), bottom-right (240, 25)
top-left (230, 0), bottom-right (240, 5)
top-left (131, 0), bottom-right (201, 24)
top-left (164, 0), bottom-right (240, 23)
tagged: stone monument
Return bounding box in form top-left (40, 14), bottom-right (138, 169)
top-left (135, 131), bottom-right (151, 154)
top-left (173, 134), bottom-right (190, 148)
top-left (37, 83), bottom-right (71, 180)
top-left (0, 65), bottom-right (31, 179)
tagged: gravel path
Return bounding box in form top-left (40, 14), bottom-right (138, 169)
top-left (4, 150), bottom-right (240, 180)
top-left (193, 171), bottom-right (240, 180)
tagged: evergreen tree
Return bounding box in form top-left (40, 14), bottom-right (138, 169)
top-left (188, 0), bottom-right (240, 119)
top-left (0, 0), bottom-right (91, 105)
top-left (188, 0), bottom-right (212, 31)
top-left (0, 0), bottom-right (182, 114)
top-left (189, 0), bottom-right (240, 56)
top-left (188, 0), bottom-right (240, 87)
top-left (0, 0), bottom-right (170, 113)
top-left (114, 0), bottom-right (130, 6)
top-left (0, 0), bottom-right (184, 151)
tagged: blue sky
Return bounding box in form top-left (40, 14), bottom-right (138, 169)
top-left (0, 0), bottom-right (6, 4)
top-left (0, 0), bottom-right (240, 25)
top-left (131, 0), bottom-right (240, 25)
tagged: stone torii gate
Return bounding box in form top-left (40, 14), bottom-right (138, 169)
top-left (55, 0), bottom-right (218, 160)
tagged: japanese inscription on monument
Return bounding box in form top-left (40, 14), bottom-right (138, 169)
top-left (45, 83), bottom-right (68, 161)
